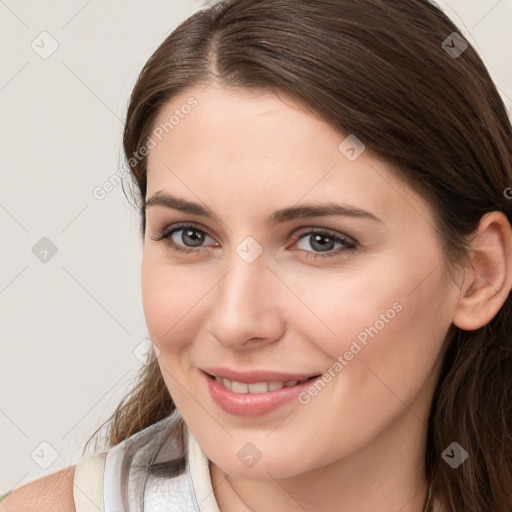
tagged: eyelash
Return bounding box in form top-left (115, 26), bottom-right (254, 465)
top-left (150, 223), bottom-right (358, 259)
top-left (150, 222), bottom-right (358, 259)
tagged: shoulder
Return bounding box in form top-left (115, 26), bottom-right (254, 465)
top-left (0, 465), bottom-right (75, 512)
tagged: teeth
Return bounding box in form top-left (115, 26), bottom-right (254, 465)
top-left (214, 376), bottom-right (309, 393)
top-left (268, 381), bottom-right (284, 391)
top-left (231, 381), bottom-right (248, 393)
top-left (248, 382), bottom-right (268, 393)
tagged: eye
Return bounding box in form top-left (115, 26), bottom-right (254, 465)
top-left (150, 223), bottom-right (216, 255)
top-left (291, 228), bottom-right (357, 259)
top-left (150, 223), bottom-right (358, 259)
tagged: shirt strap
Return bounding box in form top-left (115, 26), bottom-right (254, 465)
top-left (73, 451), bottom-right (107, 512)
top-left (188, 430), bottom-right (221, 512)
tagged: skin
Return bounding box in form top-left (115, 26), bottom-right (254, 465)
top-left (141, 84), bottom-right (512, 512)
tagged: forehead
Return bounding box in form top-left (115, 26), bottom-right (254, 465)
top-left (145, 85), bottom-right (433, 230)
top-left (148, 85), bottom-right (336, 168)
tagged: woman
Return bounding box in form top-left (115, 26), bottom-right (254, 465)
top-left (2, 0), bottom-right (511, 510)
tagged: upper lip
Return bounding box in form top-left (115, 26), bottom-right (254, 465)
top-left (202, 367), bottom-right (321, 384)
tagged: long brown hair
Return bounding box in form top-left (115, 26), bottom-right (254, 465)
top-left (85, 1), bottom-right (512, 510)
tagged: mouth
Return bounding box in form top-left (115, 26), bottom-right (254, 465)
top-left (203, 372), bottom-right (320, 394)
top-left (201, 369), bottom-right (322, 417)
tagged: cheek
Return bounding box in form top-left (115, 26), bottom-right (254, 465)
top-left (140, 260), bottom-right (198, 401)
top-left (325, 264), bottom-right (450, 416)
top-left (141, 252), bottom-right (220, 364)
top-left (295, 250), bottom-right (451, 410)
top-left (141, 255), bottom-right (194, 347)
top-left (288, 269), bottom-right (451, 466)
top-left (277, 256), bottom-right (435, 362)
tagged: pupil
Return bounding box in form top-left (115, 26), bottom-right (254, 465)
top-left (184, 229), bottom-right (204, 247)
top-left (312, 234), bottom-right (333, 252)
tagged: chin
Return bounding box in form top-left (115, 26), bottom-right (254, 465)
top-left (206, 441), bottom-right (311, 480)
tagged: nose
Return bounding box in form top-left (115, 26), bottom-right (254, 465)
top-left (205, 255), bottom-right (285, 351)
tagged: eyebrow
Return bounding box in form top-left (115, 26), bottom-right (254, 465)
top-left (145, 191), bottom-right (382, 227)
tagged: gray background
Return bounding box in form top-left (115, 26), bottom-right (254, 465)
top-left (1, 0), bottom-right (511, 494)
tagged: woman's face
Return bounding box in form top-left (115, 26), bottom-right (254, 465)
top-left (141, 84), bottom-right (460, 479)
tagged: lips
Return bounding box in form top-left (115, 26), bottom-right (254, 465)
top-left (201, 367), bottom-right (321, 417)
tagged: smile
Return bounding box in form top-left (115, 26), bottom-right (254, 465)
top-left (201, 369), bottom-right (321, 417)
top-left (213, 376), bottom-right (312, 393)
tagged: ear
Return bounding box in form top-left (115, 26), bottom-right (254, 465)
top-left (452, 211), bottom-right (512, 331)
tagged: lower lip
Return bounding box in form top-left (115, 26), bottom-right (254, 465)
top-left (202, 371), bottom-right (319, 417)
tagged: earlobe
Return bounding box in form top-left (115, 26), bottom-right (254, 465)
top-left (452, 211), bottom-right (512, 331)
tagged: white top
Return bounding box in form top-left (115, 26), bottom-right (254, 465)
top-left (73, 411), bottom-right (221, 512)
